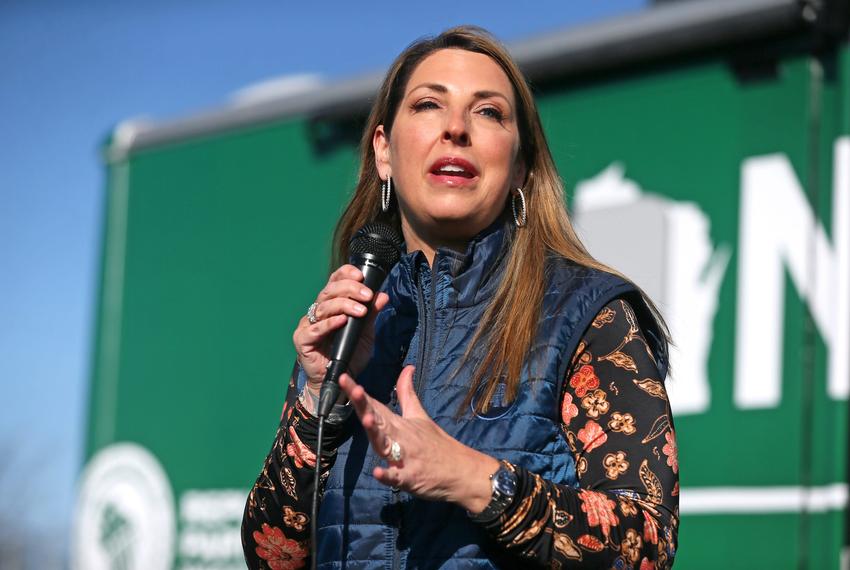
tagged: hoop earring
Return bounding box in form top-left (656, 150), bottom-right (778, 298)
top-left (382, 175), bottom-right (392, 212)
top-left (512, 188), bottom-right (527, 227)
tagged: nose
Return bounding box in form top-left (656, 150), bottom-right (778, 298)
top-left (442, 109), bottom-right (470, 146)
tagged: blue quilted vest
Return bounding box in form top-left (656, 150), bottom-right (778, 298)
top-left (314, 221), bottom-right (667, 569)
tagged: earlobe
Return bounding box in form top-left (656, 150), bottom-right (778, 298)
top-left (512, 161), bottom-right (528, 190)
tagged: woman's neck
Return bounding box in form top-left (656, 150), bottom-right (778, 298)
top-left (401, 222), bottom-right (467, 267)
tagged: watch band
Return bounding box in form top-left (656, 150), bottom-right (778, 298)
top-left (468, 461), bottom-right (518, 523)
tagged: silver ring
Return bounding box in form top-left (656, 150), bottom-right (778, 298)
top-left (389, 440), bottom-right (403, 462)
top-left (307, 302), bottom-right (319, 324)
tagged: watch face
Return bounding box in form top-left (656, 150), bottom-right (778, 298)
top-left (493, 467), bottom-right (517, 497)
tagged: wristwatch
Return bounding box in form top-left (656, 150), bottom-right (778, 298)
top-left (468, 462), bottom-right (518, 523)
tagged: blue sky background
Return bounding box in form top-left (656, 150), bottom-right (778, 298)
top-left (0, 0), bottom-right (647, 556)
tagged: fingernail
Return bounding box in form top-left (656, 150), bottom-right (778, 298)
top-left (361, 288), bottom-right (371, 298)
top-left (355, 304), bottom-right (366, 314)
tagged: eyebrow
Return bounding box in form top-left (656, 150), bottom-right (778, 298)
top-left (408, 82), bottom-right (512, 105)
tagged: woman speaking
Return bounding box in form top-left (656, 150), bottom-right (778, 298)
top-left (242, 26), bottom-right (678, 569)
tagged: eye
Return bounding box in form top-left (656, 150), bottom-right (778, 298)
top-left (412, 100), bottom-right (440, 112)
top-left (478, 106), bottom-right (504, 121)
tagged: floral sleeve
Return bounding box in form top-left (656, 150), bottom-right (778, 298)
top-left (241, 366), bottom-right (349, 570)
top-left (481, 298), bottom-right (679, 569)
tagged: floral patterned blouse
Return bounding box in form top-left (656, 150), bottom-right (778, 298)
top-left (242, 298), bottom-right (679, 569)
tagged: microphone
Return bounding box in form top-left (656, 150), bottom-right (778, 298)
top-left (316, 222), bottom-right (403, 418)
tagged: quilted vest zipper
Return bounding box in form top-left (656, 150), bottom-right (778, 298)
top-left (413, 255), bottom-right (437, 400)
top-left (392, 258), bottom-right (437, 570)
top-left (390, 486), bottom-right (402, 570)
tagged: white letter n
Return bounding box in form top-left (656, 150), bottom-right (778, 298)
top-left (734, 137), bottom-right (850, 408)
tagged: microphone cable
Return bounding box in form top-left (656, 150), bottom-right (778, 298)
top-left (307, 222), bottom-right (402, 570)
top-left (310, 416), bottom-right (325, 570)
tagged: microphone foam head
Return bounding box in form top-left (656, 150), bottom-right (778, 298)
top-left (349, 222), bottom-right (403, 270)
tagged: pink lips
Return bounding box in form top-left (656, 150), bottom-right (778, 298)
top-left (428, 156), bottom-right (479, 186)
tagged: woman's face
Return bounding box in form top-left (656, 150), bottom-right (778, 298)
top-left (374, 48), bottom-right (525, 251)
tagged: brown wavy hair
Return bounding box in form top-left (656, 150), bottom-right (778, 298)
top-left (333, 25), bottom-right (669, 413)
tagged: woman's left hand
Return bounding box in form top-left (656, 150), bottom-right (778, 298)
top-left (339, 366), bottom-right (500, 513)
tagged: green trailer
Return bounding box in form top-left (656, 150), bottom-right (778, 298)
top-left (73, 1), bottom-right (850, 568)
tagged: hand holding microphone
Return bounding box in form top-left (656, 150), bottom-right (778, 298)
top-left (292, 223), bottom-right (403, 417)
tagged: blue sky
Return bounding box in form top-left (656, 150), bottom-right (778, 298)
top-left (0, 0), bottom-right (647, 546)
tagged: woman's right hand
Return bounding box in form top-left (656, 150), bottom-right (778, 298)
top-left (292, 264), bottom-right (391, 398)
